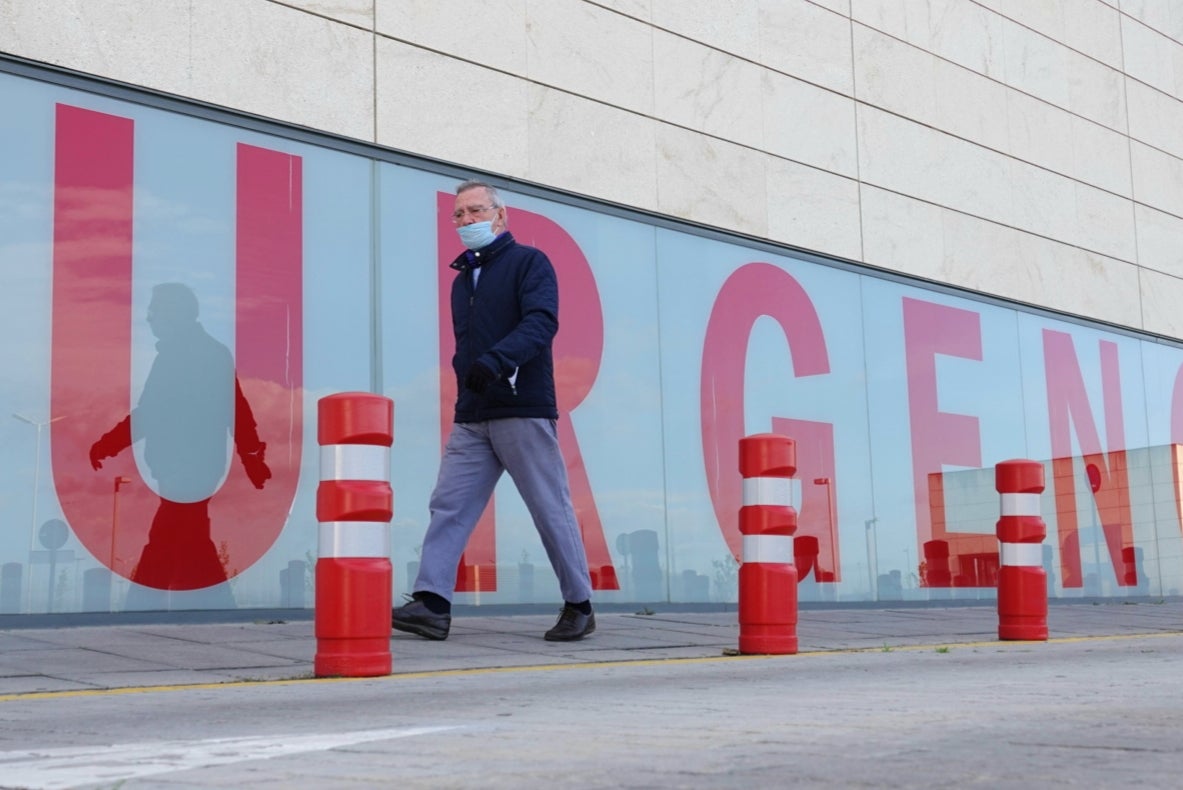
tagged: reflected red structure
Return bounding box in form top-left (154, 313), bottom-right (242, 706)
top-left (912, 302), bottom-right (1139, 590)
top-left (701, 263), bottom-right (839, 578)
top-left (1045, 332), bottom-right (1134, 588)
top-left (49, 105), bottom-right (302, 598)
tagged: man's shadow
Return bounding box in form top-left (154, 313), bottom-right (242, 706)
top-left (89, 283), bottom-right (271, 609)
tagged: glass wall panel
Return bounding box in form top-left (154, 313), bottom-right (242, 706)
top-left (655, 230), bottom-right (873, 603)
top-left (1015, 312), bottom-right (1150, 599)
top-left (0, 71), bottom-right (372, 613)
top-left (1139, 342), bottom-right (1183, 596)
top-left (5, 62), bottom-right (1183, 614)
top-left (379, 166), bottom-right (666, 603)
top-left (862, 279), bottom-right (1026, 600)
top-left (0, 72), bottom-right (57, 614)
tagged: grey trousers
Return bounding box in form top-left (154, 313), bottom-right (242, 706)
top-left (414, 418), bottom-right (593, 605)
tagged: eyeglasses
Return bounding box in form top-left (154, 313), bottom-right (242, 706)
top-left (452, 205), bottom-right (499, 221)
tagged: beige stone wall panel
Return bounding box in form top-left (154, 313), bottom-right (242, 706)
top-left (188, 0), bottom-right (375, 141)
top-left (650, 0), bottom-right (760, 58)
top-left (862, 187), bottom-right (1140, 329)
top-left (526, 84), bottom-right (658, 208)
top-left (1125, 75), bottom-right (1183, 161)
top-left (1008, 226), bottom-right (1141, 329)
top-left (1130, 140), bottom-right (1183, 219)
top-left (284, 0), bottom-right (373, 30)
top-left (852, 23), bottom-right (937, 122)
top-left (374, 39), bottom-right (529, 175)
top-left (811, 0), bottom-right (851, 17)
top-left (653, 30), bottom-right (764, 150)
top-left (856, 0), bottom-right (1126, 131)
top-left (761, 68), bottom-right (858, 177)
top-left (525, 0), bottom-right (654, 116)
top-left (1067, 114), bottom-right (1133, 198)
top-left (0, 0), bottom-right (375, 141)
top-left (926, 0), bottom-right (1009, 81)
top-left (859, 185), bottom-right (946, 281)
top-left (765, 159), bottom-right (861, 261)
top-left (1135, 203), bottom-right (1183, 280)
top-left (850, 0), bottom-right (932, 50)
top-left (1138, 266), bottom-right (1183, 338)
top-left (758, 0), bottom-right (854, 95)
top-left (375, 0), bottom-right (528, 75)
top-left (585, 0), bottom-right (652, 23)
top-left (974, 0), bottom-right (1122, 69)
top-left (1120, 12), bottom-right (1183, 100)
top-left (857, 105), bottom-right (1014, 233)
top-left (1119, 0), bottom-right (1183, 44)
top-left (655, 125), bottom-right (768, 237)
top-left (859, 104), bottom-right (1135, 262)
top-left (0, 0), bottom-right (195, 98)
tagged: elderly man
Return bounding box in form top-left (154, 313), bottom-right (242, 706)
top-left (392, 180), bottom-right (594, 642)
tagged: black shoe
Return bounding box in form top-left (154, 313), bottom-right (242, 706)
top-left (544, 605), bottom-right (595, 642)
top-left (392, 598), bottom-right (451, 641)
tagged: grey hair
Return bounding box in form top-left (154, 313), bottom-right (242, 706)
top-left (456, 179), bottom-right (503, 207)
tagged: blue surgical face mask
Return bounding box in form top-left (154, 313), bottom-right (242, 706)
top-left (457, 221), bottom-right (497, 250)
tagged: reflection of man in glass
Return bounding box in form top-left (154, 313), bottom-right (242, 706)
top-left (88, 283), bottom-right (270, 605)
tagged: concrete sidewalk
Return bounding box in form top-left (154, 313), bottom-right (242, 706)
top-left (1, 600), bottom-right (1180, 696)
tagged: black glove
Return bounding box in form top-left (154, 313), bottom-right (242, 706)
top-left (90, 416), bottom-right (132, 470)
top-left (464, 360), bottom-right (498, 394)
top-left (239, 442), bottom-right (272, 489)
top-left (88, 441), bottom-right (108, 471)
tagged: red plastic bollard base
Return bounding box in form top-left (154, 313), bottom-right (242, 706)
top-left (314, 637), bottom-right (392, 677)
top-left (314, 557), bottom-right (393, 677)
top-left (738, 627), bottom-right (799, 655)
top-left (999, 622), bottom-right (1048, 641)
top-left (738, 563), bottom-right (798, 655)
top-left (998, 565), bottom-right (1048, 641)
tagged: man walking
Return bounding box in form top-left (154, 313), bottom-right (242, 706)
top-left (392, 180), bottom-right (594, 642)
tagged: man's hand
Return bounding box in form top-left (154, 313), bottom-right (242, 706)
top-left (88, 441), bottom-right (106, 471)
top-left (240, 443), bottom-right (272, 489)
top-left (89, 418), bottom-right (132, 471)
top-left (464, 360), bottom-right (498, 394)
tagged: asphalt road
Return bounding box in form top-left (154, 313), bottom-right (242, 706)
top-left (2, 631), bottom-right (1180, 788)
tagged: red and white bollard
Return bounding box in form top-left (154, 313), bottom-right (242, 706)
top-left (315, 392), bottom-right (394, 677)
top-left (738, 433), bottom-right (798, 655)
top-left (995, 458), bottom-right (1048, 641)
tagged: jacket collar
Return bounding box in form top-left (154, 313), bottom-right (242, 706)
top-left (450, 231), bottom-right (515, 272)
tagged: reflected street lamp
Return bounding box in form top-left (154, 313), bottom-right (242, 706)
top-left (812, 478), bottom-right (835, 591)
top-left (110, 476), bottom-right (132, 611)
top-left (12, 412), bottom-right (67, 611)
top-left (12, 413), bottom-right (67, 539)
top-left (1086, 462), bottom-right (1103, 594)
top-left (812, 478), bottom-right (835, 537)
top-left (864, 517), bottom-right (879, 601)
top-left (110, 476), bottom-right (133, 566)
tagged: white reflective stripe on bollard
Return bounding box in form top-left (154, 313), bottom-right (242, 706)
top-left (999, 492), bottom-right (1041, 516)
top-left (999, 542), bottom-right (1043, 567)
top-left (742, 534), bottom-right (794, 564)
top-left (320, 445), bottom-right (390, 482)
top-left (318, 521), bottom-right (391, 558)
top-left (742, 477), bottom-right (792, 508)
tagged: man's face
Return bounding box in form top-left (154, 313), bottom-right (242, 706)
top-left (453, 187), bottom-right (506, 234)
top-left (146, 296), bottom-right (178, 340)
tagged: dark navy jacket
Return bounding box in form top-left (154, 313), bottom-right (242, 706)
top-left (448, 232), bottom-right (559, 423)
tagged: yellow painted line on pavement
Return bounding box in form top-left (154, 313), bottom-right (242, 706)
top-left (1, 630), bottom-right (1178, 704)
